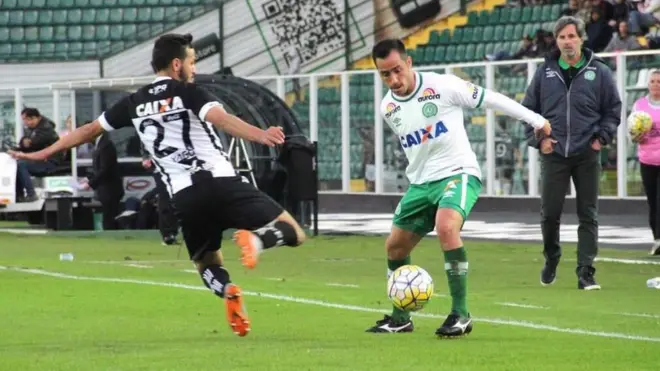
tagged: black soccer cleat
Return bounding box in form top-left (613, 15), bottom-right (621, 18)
top-left (365, 315), bottom-right (414, 333)
top-left (435, 313), bottom-right (473, 338)
top-left (540, 262), bottom-right (557, 286)
top-left (577, 266), bottom-right (601, 290)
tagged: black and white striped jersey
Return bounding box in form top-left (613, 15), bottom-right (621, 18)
top-left (97, 76), bottom-right (235, 195)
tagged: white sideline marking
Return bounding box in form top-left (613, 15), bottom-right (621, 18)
top-left (2, 265), bottom-right (660, 343)
top-left (595, 257), bottom-right (660, 265)
top-left (326, 283), bottom-right (360, 288)
top-left (125, 264), bottom-right (153, 269)
top-left (496, 302), bottom-right (548, 310)
top-left (88, 260), bottom-right (184, 265)
top-left (615, 312), bottom-right (660, 319)
top-left (182, 269), bottom-right (198, 274)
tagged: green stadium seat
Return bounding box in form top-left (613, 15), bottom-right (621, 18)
top-left (513, 24), bottom-right (524, 39)
top-left (482, 26), bottom-right (494, 43)
top-left (151, 7), bottom-right (165, 21)
top-left (54, 25), bottom-right (67, 41)
top-left (509, 7), bottom-right (521, 23)
top-left (123, 8), bottom-right (138, 22)
top-left (8, 10), bottom-right (22, 26)
top-left (38, 10), bottom-right (53, 24)
top-left (39, 26), bottom-right (53, 41)
top-left (103, 0), bottom-right (118, 6)
top-left (452, 28), bottom-right (463, 44)
top-left (488, 8), bottom-right (500, 25)
top-left (41, 42), bottom-right (55, 56)
top-left (2, 0), bottom-right (18, 9)
top-left (95, 8), bottom-right (110, 22)
top-left (454, 44), bottom-right (466, 63)
top-left (503, 24), bottom-right (514, 41)
top-left (118, 0), bottom-right (134, 5)
top-left (68, 9), bottom-right (82, 23)
top-left (53, 10), bottom-right (67, 24)
top-left (433, 46), bottom-right (445, 63)
top-left (81, 9), bottom-right (96, 24)
top-left (0, 44), bottom-right (10, 57)
top-left (95, 25), bottom-right (110, 40)
top-left (423, 46), bottom-right (435, 64)
top-left (428, 30), bottom-right (440, 45)
top-left (82, 25), bottom-right (95, 41)
top-left (474, 43), bottom-right (485, 59)
top-left (25, 26), bottom-right (39, 42)
top-left (27, 42), bottom-right (40, 56)
top-left (531, 5), bottom-right (543, 22)
top-left (67, 25), bottom-right (82, 41)
top-left (462, 27), bottom-right (474, 43)
top-left (444, 45), bottom-right (456, 63)
top-left (75, 0), bottom-right (90, 6)
top-left (110, 25), bottom-right (122, 41)
top-left (138, 8), bottom-right (152, 22)
top-left (498, 7), bottom-right (510, 25)
top-left (110, 9), bottom-right (122, 23)
top-left (521, 7), bottom-right (532, 23)
top-left (10, 27), bottom-right (23, 42)
top-left (467, 11), bottom-right (478, 26)
top-left (61, 0), bottom-right (76, 6)
top-left (464, 44), bottom-right (476, 61)
top-left (0, 11), bottom-right (8, 26)
top-left (0, 27), bottom-right (8, 42)
top-left (24, 10), bottom-right (38, 25)
top-left (493, 25), bottom-right (504, 41)
top-left (478, 10), bottom-right (488, 26)
top-left (69, 41), bottom-right (83, 58)
top-left (13, 43), bottom-right (26, 56)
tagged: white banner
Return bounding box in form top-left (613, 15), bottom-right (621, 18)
top-left (0, 153), bottom-right (16, 204)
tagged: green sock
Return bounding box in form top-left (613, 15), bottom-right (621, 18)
top-left (443, 247), bottom-right (469, 317)
top-left (388, 256), bottom-right (411, 322)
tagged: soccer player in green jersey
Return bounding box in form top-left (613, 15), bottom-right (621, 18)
top-left (365, 39), bottom-right (551, 337)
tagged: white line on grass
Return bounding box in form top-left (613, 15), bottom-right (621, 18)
top-left (326, 283), bottom-right (360, 288)
top-left (124, 264), bottom-right (153, 269)
top-left (2, 265), bottom-right (660, 343)
top-left (495, 302), bottom-right (548, 309)
top-left (614, 312), bottom-right (660, 319)
top-left (595, 257), bottom-right (660, 265)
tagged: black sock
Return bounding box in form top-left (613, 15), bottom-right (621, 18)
top-left (253, 221), bottom-right (299, 249)
top-left (200, 264), bottom-right (231, 298)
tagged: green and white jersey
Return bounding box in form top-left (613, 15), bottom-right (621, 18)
top-left (381, 71), bottom-right (484, 185)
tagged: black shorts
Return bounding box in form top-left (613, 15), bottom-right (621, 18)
top-left (172, 176), bottom-right (283, 260)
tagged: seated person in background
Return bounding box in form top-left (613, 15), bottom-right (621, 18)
top-left (14, 107), bottom-right (61, 202)
top-left (604, 20), bottom-right (645, 51)
top-left (79, 131), bottom-right (124, 230)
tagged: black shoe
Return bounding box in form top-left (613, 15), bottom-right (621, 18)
top-left (577, 266), bottom-right (601, 290)
top-left (435, 312), bottom-right (473, 338)
top-left (162, 235), bottom-right (179, 246)
top-left (365, 315), bottom-right (413, 333)
top-left (540, 262), bottom-right (558, 286)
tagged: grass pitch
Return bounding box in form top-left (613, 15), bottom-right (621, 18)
top-left (1, 230), bottom-right (659, 370)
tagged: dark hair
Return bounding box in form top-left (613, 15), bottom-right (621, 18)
top-left (150, 33), bottom-right (194, 73)
top-left (21, 107), bottom-right (40, 118)
top-left (371, 38), bottom-right (407, 63)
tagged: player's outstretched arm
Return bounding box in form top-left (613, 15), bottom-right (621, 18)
top-left (482, 89), bottom-right (551, 138)
top-left (8, 121), bottom-right (104, 162)
top-left (205, 106), bottom-right (284, 147)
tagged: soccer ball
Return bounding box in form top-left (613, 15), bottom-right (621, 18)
top-left (627, 110), bottom-right (653, 139)
top-left (387, 264), bottom-right (434, 312)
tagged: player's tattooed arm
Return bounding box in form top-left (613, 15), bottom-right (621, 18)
top-left (205, 106), bottom-right (285, 147)
top-left (8, 121), bottom-right (104, 162)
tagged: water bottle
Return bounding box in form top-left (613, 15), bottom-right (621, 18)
top-left (646, 277), bottom-right (660, 289)
top-left (59, 253), bottom-right (74, 262)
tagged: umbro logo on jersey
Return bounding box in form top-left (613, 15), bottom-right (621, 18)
top-left (417, 88), bottom-right (441, 102)
top-left (400, 121), bottom-right (448, 149)
top-left (136, 96), bottom-right (185, 117)
top-left (148, 84), bottom-right (167, 95)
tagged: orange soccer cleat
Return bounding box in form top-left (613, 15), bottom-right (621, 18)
top-left (233, 230), bottom-right (263, 269)
top-left (224, 283), bottom-right (250, 337)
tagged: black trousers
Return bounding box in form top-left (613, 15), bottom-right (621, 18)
top-left (540, 148), bottom-right (601, 268)
top-left (640, 163), bottom-right (660, 240)
top-left (154, 175), bottom-right (179, 238)
top-left (99, 197), bottom-right (122, 230)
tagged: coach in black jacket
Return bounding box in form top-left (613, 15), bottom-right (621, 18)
top-left (82, 133), bottom-right (124, 230)
top-left (522, 16), bottom-right (621, 291)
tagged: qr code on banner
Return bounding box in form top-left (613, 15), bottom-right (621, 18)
top-left (261, 0), bottom-right (346, 65)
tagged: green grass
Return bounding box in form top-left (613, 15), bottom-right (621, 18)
top-left (1, 232), bottom-right (659, 370)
